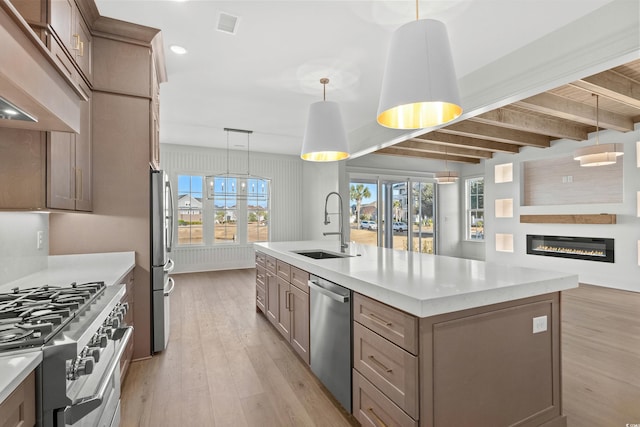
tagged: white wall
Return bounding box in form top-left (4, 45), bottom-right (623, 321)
top-left (161, 144), bottom-right (303, 272)
top-left (301, 160), bottom-right (342, 241)
top-left (483, 127), bottom-right (640, 292)
top-left (0, 212), bottom-right (48, 285)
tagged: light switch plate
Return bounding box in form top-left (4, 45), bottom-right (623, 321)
top-left (533, 315), bottom-right (548, 333)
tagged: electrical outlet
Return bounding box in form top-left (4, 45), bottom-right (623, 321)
top-left (37, 230), bottom-right (44, 250)
top-left (533, 315), bottom-right (547, 334)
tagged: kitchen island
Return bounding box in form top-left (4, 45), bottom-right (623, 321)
top-left (255, 241), bottom-right (578, 427)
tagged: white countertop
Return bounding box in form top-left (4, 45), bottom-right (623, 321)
top-left (0, 349), bottom-right (42, 402)
top-left (0, 252), bottom-right (135, 402)
top-left (0, 251), bottom-right (135, 293)
top-left (255, 241), bottom-right (578, 318)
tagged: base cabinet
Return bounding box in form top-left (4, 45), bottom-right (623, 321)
top-left (255, 252), bottom-right (310, 365)
top-left (353, 292), bottom-right (565, 427)
top-left (0, 370), bottom-right (36, 427)
top-left (119, 270), bottom-right (135, 380)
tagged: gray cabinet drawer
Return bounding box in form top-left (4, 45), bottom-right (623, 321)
top-left (354, 292), bottom-right (418, 355)
top-left (353, 369), bottom-right (417, 427)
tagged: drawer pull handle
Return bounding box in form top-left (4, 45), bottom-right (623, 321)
top-left (285, 290), bottom-right (290, 309)
top-left (367, 407), bottom-right (389, 427)
top-left (369, 313), bottom-right (392, 327)
top-left (368, 355), bottom-right (393, 373)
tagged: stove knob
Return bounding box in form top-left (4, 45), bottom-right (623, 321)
top-left (76, 357), bottom-right (94, 377)
top-left (107, 316), bottom-right (120, 329)
top-left (91, 334), bottom-right (108, 348)
top-left (121, 302), bottom-right (129, 313)
top-left (87, 347), bottom-right (101, 363)
top-left (97, 327), bottom-right (113, 339)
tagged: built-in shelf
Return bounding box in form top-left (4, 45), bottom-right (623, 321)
top-left (494, 163), bottom-right (513, 184)
top-left (520, 214), bottom-right (616, 224)
top-left (495, 199), bottom-right (513, 218)
top-left (637, 191), bottom-right (640, 217)
top-left (496, 233), bottom-right (514, 253)
top-left (637, 141), bottom-right (640, 168)
top-left (638, 241), bottom-right (640, 266)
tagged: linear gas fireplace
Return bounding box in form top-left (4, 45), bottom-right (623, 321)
top-left (526, 235), bottom-right (614, 263)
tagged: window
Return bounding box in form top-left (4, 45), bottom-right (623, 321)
top-left (177, 175), bottom-right (203, 245)
top-left (177, 174), bottom-right (270, 246)
top-left (466, 177), bottom-right (484, 241)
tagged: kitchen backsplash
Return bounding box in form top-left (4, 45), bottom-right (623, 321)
top-left (0, 212), bottom-right (48, 285)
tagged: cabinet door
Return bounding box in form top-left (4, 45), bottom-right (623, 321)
top-left (290, 285), bottom-right (310, 365)
top-left (47, 131), bottom-right (76, 210)
top-left (0, 371), bottom-right (36, 427)
top-left (276, 277), bottom-right (291, 341)
top-left (74, 93), bottom-right (92, 211)
top-left (49, 0), bottom-right (74, 52)
top-left (0, 128), bottom-right (46, 209)
top-left (74, 9), bottom-right (92, 82)
top-left (265, 272), bottom-right (278, 325)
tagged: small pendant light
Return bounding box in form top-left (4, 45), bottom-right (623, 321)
top-left (301, 78), bottom-right (350, 162)
top-left (573, 94), bottom-right (623, 167)
top-left (435, 146), bottom-right (458, 184)
top-left (377, 0), bottom-right (462, 129)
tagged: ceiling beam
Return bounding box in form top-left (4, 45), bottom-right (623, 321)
top-left (470, 108), bottom-right (587, 141)
top-left (396, 140), bottom-right (493, 159)
top-left (569, 70), bottom-right (640, 109)
top-left (514, 92), bottom-right (634, 132)
top-left (414, 132), bottom-right (520, 154)
top-left (437, 121), bottom-right (551, 147)
top-left (376, 147), bottom-right (481, 164)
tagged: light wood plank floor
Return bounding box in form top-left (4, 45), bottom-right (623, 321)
top-left (120, 269), bottom-right (356, 427)
top-left (121, 271), bottom-right (640, 427)
top-left (561, 284), bottom-right (640, 427)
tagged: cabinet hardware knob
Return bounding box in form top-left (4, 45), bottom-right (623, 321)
top-left (369, 313), bottom-right (393, 327)
top-left (368, 355), bottom-right (393, 373)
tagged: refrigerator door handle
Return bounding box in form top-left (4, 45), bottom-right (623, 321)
top-left (164, 258), bottom-right (175, 273)
top-left (164, 277), bottom-right (175, 296)
top-left (166, 179), bottom-right (175, 253)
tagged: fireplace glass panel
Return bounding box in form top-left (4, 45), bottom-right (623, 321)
top-left (526, 235), bottom-right (614, 263)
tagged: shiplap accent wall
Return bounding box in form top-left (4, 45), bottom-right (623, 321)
top-left (161, 144), bottom-right (303, 273)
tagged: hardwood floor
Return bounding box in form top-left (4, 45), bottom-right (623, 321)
top-left (121, 271), bottom-right (640, 427)
top-left (120, 269), bottom-right (355, 427)
top-left (561, 284), bottom-right (640, 427)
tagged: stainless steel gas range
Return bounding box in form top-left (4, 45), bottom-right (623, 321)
top-left (0, 280), bottom-right (132, 427)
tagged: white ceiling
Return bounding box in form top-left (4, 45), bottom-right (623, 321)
top-left (95, 0), bottom-right (616, 156)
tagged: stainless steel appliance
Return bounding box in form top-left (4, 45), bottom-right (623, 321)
top-left (0, 281), bottom-right (132, 427)
top-left (308, 275), bottom-right (352, 412)
top-left (151, 170), bottom-right (175, 353)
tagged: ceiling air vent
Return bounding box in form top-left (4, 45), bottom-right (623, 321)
top-left (217, 12), bottom-right (240, 35)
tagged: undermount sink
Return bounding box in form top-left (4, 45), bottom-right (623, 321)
top-left (293, 250), bottom-right (354, 259)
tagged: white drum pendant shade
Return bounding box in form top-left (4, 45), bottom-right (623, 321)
top-left (435, 170), bottom-right (459, 184)
top-left (301, 100), bottom-right (350, 162)
top-left (377, 19), bottom-right (462, 129)
top-left (573, 143), bottom-right (624, 167)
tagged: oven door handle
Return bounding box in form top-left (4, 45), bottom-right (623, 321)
top-left (64, 326), bottom-right (133, 425)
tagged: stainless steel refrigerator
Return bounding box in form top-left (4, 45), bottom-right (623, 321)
top-left (151, 169), bottom-right (175, 353)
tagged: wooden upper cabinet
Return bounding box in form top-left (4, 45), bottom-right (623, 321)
top-left (0, 128), bottom-right (46, 210)
top-left (49, 0), bottom-right (92, 84)
top-left (47, 86), bottom-right (92, 211)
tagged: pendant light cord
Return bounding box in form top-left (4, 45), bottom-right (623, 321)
top-left (416, 0), bottom-right (419, 20)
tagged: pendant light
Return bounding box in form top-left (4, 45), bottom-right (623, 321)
top-left (573, 94), bottom-right (623, 167)
top-left (301, 78), bottom-right (350, 162)
top-left (377, 0), bottom-right (462, 129)
top-left (435, 146), bottom-right (458, 184)
top-left (206, 128), bottom-right (269, 201)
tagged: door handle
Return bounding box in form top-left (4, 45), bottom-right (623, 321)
top-left (307, 280), bottom-right (349, 303)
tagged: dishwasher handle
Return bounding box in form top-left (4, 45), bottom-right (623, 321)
top-left (308, 280), bottom-right (349, 303)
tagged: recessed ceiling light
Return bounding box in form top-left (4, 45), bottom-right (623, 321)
top-left (3, 109), bottom-right (18, 116)
top-left (170, 45), bottom-right (188, 55)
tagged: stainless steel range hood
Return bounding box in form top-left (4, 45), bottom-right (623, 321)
top-left (0, 96), bottom-right (37, 122)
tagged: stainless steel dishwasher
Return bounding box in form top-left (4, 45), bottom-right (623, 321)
top-left (308, 275), bottom-right (352, 413)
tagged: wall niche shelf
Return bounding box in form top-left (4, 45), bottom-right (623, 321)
top-left (494, 163), bottom-right (513, 183)
top-left (520, 214), bottom-right (616, 224)
top-left (495, 199), bottom-right (513, 218)
top-left (495, 233), bottom-right (514, 253)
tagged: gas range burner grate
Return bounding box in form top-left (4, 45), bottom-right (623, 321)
top-left (0, 281), bottom-right (106, 351)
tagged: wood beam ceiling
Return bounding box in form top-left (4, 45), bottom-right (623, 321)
top-left (372, 59), bottom-right (640, 164)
